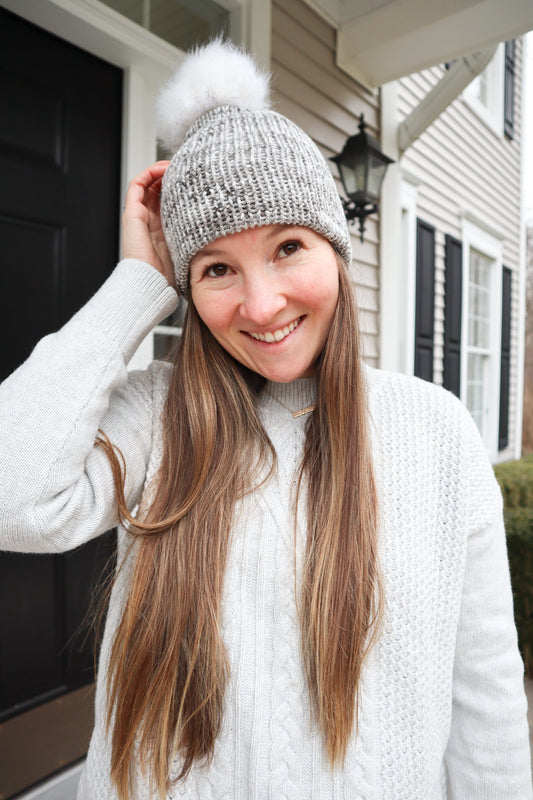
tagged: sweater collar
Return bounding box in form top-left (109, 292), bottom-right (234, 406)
top-left (260, 377), bottom-right (316, 418)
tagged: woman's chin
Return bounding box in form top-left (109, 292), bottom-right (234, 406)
top-left (249, 361), bottom-right (316, 384)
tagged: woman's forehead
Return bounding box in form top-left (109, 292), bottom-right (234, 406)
top-left (192, 224), bottom-right (328, 262)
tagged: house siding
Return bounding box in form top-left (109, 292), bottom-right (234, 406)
top-left (397, 38), bottom-right (524, 459)
top-left (271, 0), bottom-right (382, 364)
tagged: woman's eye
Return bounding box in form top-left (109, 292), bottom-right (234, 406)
top-left (279, 241), bottom-right (301, 258)
top-left (206, 263), bottom-right (228, 278)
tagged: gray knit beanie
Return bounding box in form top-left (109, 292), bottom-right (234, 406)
top-left (156, 39), bottom-right (352, 295)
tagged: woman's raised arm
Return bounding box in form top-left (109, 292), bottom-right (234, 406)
top-left (0, 165), bottom-right (178, 553)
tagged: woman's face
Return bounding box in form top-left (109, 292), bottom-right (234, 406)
top-left (189, 225), bottom-right (340, 383)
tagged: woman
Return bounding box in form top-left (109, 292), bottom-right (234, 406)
top-left (0, 40), bottom-right (531, 800)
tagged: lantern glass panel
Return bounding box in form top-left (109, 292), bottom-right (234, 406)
top-left (339, 158), bottom-right (367, 198)
top-left (338, 162), bottom-right (354, 196)
top-left (367, 156), bottom-right (388, 200)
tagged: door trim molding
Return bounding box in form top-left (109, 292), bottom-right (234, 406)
top-left (0, 0), bottom-right (178, 74)
top-left (17, 761), bottom-right (84, 800)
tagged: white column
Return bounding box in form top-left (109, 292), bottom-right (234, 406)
top-left (379, 80), bottom-right (403, 373)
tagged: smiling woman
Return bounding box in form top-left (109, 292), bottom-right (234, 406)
top-left (0, 38), bottom-right (531, 800)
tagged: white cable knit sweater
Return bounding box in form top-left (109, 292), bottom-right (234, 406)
top-left (0, 260), bottom-right (531, 799)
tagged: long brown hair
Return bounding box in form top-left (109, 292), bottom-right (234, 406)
top-left (96, 256), bottom-right (383, 798)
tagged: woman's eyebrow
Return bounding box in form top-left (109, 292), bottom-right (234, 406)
top-left (194, 246), bottom-right (227, 259)
top-left (264, 224), bottom-right (300, 241)
top-left (194, 225), bottom-right (301, 261)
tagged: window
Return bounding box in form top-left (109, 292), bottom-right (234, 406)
top-left (463, 44), bottom-right (504, 135)
top-left (100, 0), bottom-right (230, 50)
top-left (465, 249), bottom-right (493, 434)
top-left (460, 222), bottom-right (503, 457)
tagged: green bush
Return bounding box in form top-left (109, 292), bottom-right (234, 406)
top-left (494, 452), bottom-right (533, 508)
top-left (494, 455), bottom-right (533, 677)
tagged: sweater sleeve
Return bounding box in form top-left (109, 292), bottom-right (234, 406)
top-left (445, 417), bottom-right (532, 798)
top-left (0, 259), bottom-right (178, 553)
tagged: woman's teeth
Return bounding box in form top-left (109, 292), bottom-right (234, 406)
top-left (249, 318), bottom-right (300, 343)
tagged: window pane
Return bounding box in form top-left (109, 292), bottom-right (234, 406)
top-left (466, 352), bottom-right (487, 435)
top-left (161, 298), bottom-right (187, 329)
top-left (100, 0), bottom-right (229, 50)
top-left (468, 249), bottom-right (492, 349)
top-left (102, 0), bottom-right (143, 24)
top-left (150, 0), bottom-right (229, 50)
top-left (465, 247), bottom-right (495, 441)
top-left (154, 331), bottom-right (180, 361)
top-left (155, 298), bottom-right (187, 361)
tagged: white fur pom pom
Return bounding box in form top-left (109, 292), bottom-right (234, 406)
top-left (156, 38), bottom-right (270, 154)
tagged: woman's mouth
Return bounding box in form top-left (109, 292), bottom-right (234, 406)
top-left (246, 317), bottom-right (302, 343)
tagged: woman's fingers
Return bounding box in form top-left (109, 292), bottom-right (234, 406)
top-left (130, 160), bottom-right (170, 189)
top-left (122, 162), bottom-right (175, 287)
top-left (124, 163), bottom-right (167, 214)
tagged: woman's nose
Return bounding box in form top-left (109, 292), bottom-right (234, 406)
top-left (239, 271), bottom-right (287, 325)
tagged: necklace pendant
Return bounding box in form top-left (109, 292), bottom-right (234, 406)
top-left (264, 388), bottom-right (316, 418)
top-left (292, 404), bottom-right (316, 418)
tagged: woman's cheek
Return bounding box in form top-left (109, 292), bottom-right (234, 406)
top-left (194, 290), bottom-right (237, 334)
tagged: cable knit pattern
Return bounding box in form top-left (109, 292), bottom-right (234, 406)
top-left (0, 261), bottom-right (531, 799)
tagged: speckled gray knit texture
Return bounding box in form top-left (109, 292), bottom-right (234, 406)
top-left (160, 105), bottom-right (352, 295)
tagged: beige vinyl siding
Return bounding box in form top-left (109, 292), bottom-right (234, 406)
top-left (271, 0), bottom-right (381, 364)
top-left (397, 39), bottom-right (523, 457)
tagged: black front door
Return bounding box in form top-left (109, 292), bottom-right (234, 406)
top-left (0, 7), bottom-right (122, 796)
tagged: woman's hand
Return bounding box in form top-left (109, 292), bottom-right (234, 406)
top-left (122, 161), bottom-right (175, 286)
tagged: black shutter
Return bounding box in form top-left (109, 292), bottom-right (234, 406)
top-left (499, 267), bottom-right (512, 450)
top-left (414, 219), bottom-right (436, 382)
top-left (443, 235), bottom-right (463, 397)
top-left (504, 39), bottom-right (516, 140)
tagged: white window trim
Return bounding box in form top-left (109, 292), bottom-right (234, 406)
top-left (462, 42), bottom-right (504, 137)
top-left (460, 219), bottom-right (503, 460)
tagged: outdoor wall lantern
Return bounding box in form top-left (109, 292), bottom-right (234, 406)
top-left (330, 114), bottom-right (394, 243)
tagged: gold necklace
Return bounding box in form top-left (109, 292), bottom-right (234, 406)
top-left (264, 388), bottom-right (316, 418)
